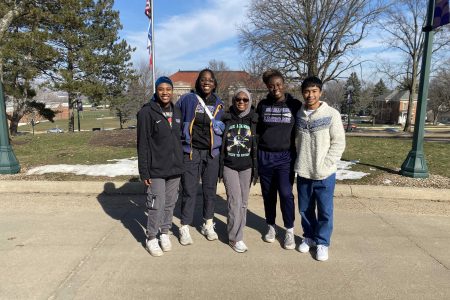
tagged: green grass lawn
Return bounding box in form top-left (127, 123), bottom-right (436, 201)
top-left (19, 109), bottom-right (137, 133)
top-left (6, 132), bottom-right (450, 182)
top-left (342, 136), bottom-right (449, 182)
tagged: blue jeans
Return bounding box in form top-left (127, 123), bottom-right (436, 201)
top-left (297, 173), bottom-right (336, 246)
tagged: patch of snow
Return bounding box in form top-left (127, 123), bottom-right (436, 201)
top-left (26, 158), bottom-right (138, 177)
top-left (336, 160), bottom-right (369, 180)
top-left (27, 158), bottom-right (370, 180)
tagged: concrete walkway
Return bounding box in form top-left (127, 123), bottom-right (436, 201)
top-left (1, 183), bottom-right (449, 299)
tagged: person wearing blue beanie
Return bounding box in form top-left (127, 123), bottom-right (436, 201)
top-left (137, 75), bottom-right (183, 256)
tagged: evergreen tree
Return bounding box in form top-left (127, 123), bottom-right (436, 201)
top-left (2, 3), bottom-right (57, 135)
top-left (343, 72), bottom-right (362, 115)
top-left (369, 79), bottom-right (389, 125)
top-left (47, 0), bottom-right (134, 132)
top-left (372, 79), bottom-right (388, 98)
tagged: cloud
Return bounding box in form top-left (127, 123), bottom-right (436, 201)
top-left (124, 0), bottom-right (250, 73)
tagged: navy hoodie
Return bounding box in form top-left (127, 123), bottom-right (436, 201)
top-left (256, 93), bottom-right (301, 152)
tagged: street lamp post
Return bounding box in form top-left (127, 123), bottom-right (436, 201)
top-left (0, 82), bottom-right (20, 174)
top-left (76, 94), bottom-right (82, 132)
top-left (400, 0), bottom-right (436, 178)
top-left (346, 85), bottom-right (354, 132)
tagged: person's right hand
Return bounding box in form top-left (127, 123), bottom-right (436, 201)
top-left (144, 179), bottom-right (152, 186)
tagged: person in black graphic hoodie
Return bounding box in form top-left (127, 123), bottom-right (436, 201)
top-left (137, 76), bottom-right (184, 257)
top-left (219, 88), bottom-right (258, 253)
top-left (256, 69), bottom-right (302, 250)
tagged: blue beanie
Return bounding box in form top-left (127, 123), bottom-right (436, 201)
top-left (155, 76), bottom-right (173, 88)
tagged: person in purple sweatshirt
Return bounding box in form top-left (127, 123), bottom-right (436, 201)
top-left (256, 69), bottom-right (302, 250)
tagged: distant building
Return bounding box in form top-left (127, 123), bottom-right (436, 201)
top-left (169, 70), bottom-right (266, 108)
top-left (374, 90), bottom-right (418, 125)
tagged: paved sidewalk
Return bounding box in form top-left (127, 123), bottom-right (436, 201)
top-left (1, 186), bottom-right (449, 299)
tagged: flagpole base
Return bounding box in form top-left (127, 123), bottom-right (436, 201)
top-left (400, 150), bottom-right (429, 178)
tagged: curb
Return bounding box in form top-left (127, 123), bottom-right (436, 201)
top-left (0, 180), bottom-right (449, 201)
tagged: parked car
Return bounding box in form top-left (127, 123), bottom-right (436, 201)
top-left (343, 123), bottom-right (357, 131)
top-left (47, 128), bottom-right (64, 133)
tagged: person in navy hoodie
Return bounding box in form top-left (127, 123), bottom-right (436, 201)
top-left (176, 69), bottom-right (225, 245)
top-left (137, 76), bottom-right (184, 257)
top-left (256, 69), bottom-right (302, 250)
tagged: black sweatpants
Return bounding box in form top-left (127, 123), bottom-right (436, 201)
top-left (180, 148), bottom-right (219, 226)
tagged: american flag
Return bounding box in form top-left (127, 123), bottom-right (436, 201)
top-left (433, 0), bottom-right (449, 29)
top-left (145, 0), bottom-right (153, 66)
top-left (144, 0), bottom-right (151, 18)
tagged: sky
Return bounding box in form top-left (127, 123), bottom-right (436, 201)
top-left (113, 0), bottom-right (252, 76)
top-left (112, 0), bottom-right (399, 81)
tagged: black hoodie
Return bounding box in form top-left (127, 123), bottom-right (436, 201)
top-left (219, 106), bottom-right (258, 184)
top-left (137, 100), bottom-right (184, 180)
top-left (256, 93), bottom-right (302, 152)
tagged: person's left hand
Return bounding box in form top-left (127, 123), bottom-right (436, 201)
top-left (212, 119), bottom-right (225, 135)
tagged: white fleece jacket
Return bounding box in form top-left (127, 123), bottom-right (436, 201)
top-left (294, 101), bottom-right (346, 180)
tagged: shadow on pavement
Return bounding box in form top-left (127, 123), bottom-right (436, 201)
top-left (97, 182), bottom-right (148, 248)
top-left (97, 182), bottom-right (295, 249)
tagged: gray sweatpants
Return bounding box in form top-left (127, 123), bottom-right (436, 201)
top-left (223, 166), bottom-right (252, 242)
top-left (146, 176), bottom-right (181, 240)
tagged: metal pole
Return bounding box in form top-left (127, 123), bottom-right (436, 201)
top-left (151, 0), bottom-right (155, 94)
top-left (0, 82), bottom-right (20, 174)
top-left (400, 0), bottom-right (435, 178)
top-left (347, 93), bottom-right (352, 132)
top-left (77, 102), bottom-right (81, 132)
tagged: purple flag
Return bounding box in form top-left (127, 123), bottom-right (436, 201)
top-left (433, 0), bottom-right (449, 29)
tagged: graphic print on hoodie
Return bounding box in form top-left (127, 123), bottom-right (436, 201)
top-left (225, 123), bottom-right (251, 158)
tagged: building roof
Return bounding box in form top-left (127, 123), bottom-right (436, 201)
top-left (169, 70), bottom-right (260, 88)
top-left (377, 90), bottom-right (418, 102)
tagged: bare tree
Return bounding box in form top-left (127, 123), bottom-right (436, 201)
top-left (428, 67), bottom-right (450, 124)
top-left (207, 59), bottom-right (233, 106)
top-left (239, 0), bottom-right (386, 83)
top-left (322, 80), bottom-right (345, 110)
top-left (378, 0), bottom-right (450, 132)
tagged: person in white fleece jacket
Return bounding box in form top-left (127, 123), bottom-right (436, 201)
top-left (294, 76), bottom-right (345, 262)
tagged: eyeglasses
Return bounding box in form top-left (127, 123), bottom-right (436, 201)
top-left (200, 78), bottom-right (214, 83)
top-left (235, 97), bottom-right (249, 103)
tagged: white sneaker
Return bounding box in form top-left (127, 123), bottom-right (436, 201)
top-left (298, 237), bottom-right (316, 253)
top-left (284, 230), bottom-right (295, 250)
top-left (159, 233), bottom-right (172, 252)
top-left (316, 245), bottom-right (329, 261)
top-left (146, 238), bottom-right (163, 257)
top-left (179, 225), bottom-right (193, 246)
top-left (201, 222), bottom-right (218, 241)
top-left (230, 240), bottom-right (248, 253)
top-left (264, 225), bottom-right (277, 243)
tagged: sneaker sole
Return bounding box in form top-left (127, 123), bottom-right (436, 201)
top-left (201, 229), bottom-right (218, 241)
top-left (264, 236), bottom-right (276, 243)
top-left (161, 245), bottom-right (172, 252)
top-left (284, 243), bottom-right (295, 250)
top-left (146, 247), bottom-right (164, 257)
top-left (298, 246), bottom-right (310, 253)
top-left (316, 256), bottom-right (328, 261)
top-left (180, 239), bottom-right (193, 246)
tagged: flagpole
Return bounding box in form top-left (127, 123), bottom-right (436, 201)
top-left (151, 0), bottom-right (155, 94)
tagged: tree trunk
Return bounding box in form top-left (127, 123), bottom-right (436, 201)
top-left (9, 118), bottom-right (20, 136)
top-left (68, 94), bottom-right (74, 132)
top-left (403, 59), bottom-right (419, 132)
